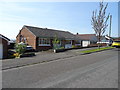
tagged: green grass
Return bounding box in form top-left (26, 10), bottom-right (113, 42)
top-left (80, 47), bottom-right (115, 54)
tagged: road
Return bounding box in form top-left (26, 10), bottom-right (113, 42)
top-left (2, 48), bottom-right (118, 88)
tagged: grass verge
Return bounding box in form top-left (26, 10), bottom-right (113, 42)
top-left (80, 47), bottom-right (115, 54)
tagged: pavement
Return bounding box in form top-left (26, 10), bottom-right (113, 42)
top-left (2, 48), bottom-right (118, 88)
top-left (2, 47), bottom-right (99, 70)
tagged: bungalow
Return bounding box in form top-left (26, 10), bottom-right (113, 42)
top-left (76, 33), bottom-right (98, 47)
top-left (0, 34), bottom-right (10, 59)
top-left (16, 25), bottom-right (76, 51)
top-left (112, 37), bottom-right (120, 41)
top-left (96, 35), bottom-right (113, 46)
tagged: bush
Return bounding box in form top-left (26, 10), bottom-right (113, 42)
top-left (14, 43), bottom-right (27, 58)
top-left (72, 45), bottom-right (76, 48)
top-left (52, 35), bottom-right (60, 49)
top-left (77, 45), bottom-right (81, 48)
top-left (72, 45), bottom-right (81, 48)
top-left (59, 47), bottom-right (64, 49)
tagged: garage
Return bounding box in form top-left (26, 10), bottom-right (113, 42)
top-left (0, 34), bottom-right (10, 59)
top-left (76, 34), bottom-right (98, 47)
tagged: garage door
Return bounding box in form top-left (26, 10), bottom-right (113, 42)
top-left (82, 41), bottom-right (90, 47)
top-left (0, 44), bottom-right (3, 59)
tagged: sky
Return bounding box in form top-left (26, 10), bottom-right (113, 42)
top-left (0, 1), bottom-right (118, 40)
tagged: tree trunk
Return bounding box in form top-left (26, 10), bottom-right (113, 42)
top-left (98, 35), bottom-right (101, 49)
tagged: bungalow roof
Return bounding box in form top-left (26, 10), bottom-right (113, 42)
top-left (76, 34), bottom-right (98, 41)
top-left (24, 25), bottom-right (75, 40)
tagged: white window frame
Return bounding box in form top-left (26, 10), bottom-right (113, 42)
top-left (39, 38), bottom-right (51, 46)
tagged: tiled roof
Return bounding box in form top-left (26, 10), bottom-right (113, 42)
top-left (76, 34), bottom-right (98, 41)
top-left (24, 25), bottom-right (75, 40)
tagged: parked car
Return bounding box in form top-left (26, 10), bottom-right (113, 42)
top-left (26, 46), bottom-right (34, 51)
top-left (112, 41), bottom-right (120, 48)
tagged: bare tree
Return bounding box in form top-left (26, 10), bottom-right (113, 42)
top-left (91, 2), bottom-right (110, 48)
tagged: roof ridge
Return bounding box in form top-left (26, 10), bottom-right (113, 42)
top-left (23, 25), bottom-right (75, 39)
top-left (24, 25), bottom-right (70, 33)
top-left (24, 25), bottom-right (43, 29)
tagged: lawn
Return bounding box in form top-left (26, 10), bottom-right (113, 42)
top-left (80, 47), bottom-right (115, 54)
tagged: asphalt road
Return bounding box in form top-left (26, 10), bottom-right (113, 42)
top-left (2, 48), bottom-right (119, 88)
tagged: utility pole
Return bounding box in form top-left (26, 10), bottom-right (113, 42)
top-left (109, 15), bottom-right (112, 45)
top-left (109, 15), bottom-right (112, 37)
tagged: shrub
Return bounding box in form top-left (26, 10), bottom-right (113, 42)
top-left (52, 35), bottom-right (60, 49)
top-left (14, 43), bottom-right (27, 58)
top-left (72, 45), bottom-right (81, 48)
top-left (77, 45), bottom-right (81, 48)
top-left (59, 47), bottom-right (64, 49)
top-left (72, 45), bottom-right (76, 48)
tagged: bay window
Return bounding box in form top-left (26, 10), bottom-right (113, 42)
top-left (39, 38), bottom-right (50, 46)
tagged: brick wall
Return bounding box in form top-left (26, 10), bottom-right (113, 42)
top-left (36, 46), bottom-right (52, 51)
top-left (16, 27), bottom-right (37, 50)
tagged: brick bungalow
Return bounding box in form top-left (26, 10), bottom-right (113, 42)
top-left (0, 34), bottom-right (10, 59)
top-left (16, 25), bottom-right (76, 51)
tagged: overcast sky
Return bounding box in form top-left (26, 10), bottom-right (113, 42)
top-left (0, 1), bottom-right (118, 39)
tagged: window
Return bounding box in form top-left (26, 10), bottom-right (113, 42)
top-left (65, 40), bottom-right (72, 44)
top-left (20, 35), bottom-right (23, 42)
top-left (39, 38), bottom-right (50, 46)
